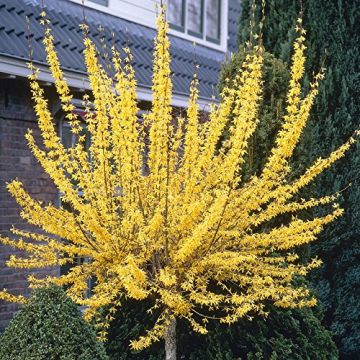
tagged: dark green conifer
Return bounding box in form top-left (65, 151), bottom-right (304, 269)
top-left (239, 1), bottom-right (360, 357)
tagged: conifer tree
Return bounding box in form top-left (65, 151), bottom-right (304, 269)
top-left (239, 1), bottom-right (360, 357)
top-left (0, 7), bottom-right (357, 360)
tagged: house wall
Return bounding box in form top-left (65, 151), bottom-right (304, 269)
top-left (0, 79), bottom-right (59, 331)
top-left (107, 0), bottom-right (157, 25)
top-left (69, 0), bottom-right (160, 29)
top-left (69, 0), bottom-right (229, 52)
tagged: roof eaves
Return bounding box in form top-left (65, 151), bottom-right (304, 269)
top-left (0, 54), bottom-right (217, 109)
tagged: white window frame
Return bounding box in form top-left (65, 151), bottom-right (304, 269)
top-left (169, 0), bottom-right (224, 46)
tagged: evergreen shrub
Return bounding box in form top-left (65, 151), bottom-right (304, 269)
top-left (0, 285), bottom-right (108, 360)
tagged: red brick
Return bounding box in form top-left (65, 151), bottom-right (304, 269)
top-left (0, 79), bottom-right (59, 331)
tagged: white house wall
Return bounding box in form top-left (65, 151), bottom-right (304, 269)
top-left (69, 0), bottom-right (228, 52)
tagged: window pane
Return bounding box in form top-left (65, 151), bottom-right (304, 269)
top-left (59, 200), bottom-right (94, 298)
top-left (88, 0), bottom-right (108, 5)
top-left (206, 0), bottom-right (220, 40)
top-left (187, 0), bottom-right (203, 34)
top-left (168, 0), bottom-right (184, 28)
top-left (61, 124), bottom-right (74, 149)
top-left (61, 120), bottom-right (90, 153)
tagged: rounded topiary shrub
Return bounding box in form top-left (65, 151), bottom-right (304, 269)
top-left (0, 285), bottom-right (108, 360)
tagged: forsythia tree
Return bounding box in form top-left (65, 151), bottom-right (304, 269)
top-left (0, 7), bottom-right (357, 360)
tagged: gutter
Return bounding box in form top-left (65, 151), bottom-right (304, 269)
top-left (0, 54), bottom-right (216, 110)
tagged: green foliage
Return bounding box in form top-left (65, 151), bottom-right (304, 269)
top-left (0, 285), bottom-right (108, 360)
top-left (219, 47), bottom-right (313, 183)
top-left (219, 50), bottom-right (289, 179)
top-left (105, 298), bottom-right (164, 360)
top-left (238, 1), bottom-right (360, 358)
top-left (182, 306), bottom-right (338, 360)
top-left (238, 0), bottom-right (297, 64)
top-left (106, 298), bottom-right (338, 359)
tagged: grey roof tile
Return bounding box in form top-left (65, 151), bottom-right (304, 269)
top-left (0, 0), bottom-right (240, 101)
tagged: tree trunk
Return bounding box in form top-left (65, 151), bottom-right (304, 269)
top-left (164, 317), bottom-right (176, 360)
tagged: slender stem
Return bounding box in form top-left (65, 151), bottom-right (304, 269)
top-left (160, 6), bottom-right (171, 264)
top-left (208, 186), bottom-right (233, 251)
top-left (164, 317), bottom-right (177, 360)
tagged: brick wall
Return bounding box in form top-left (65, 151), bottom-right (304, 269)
top-left (0, 79), bottom-right (59, 331)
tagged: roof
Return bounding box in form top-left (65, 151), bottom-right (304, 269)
top-left (0, 0), bottom-right (241, 102)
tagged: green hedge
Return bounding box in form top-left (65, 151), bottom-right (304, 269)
top-left (105, 298), bottom-right (338, 359)
top-left (0, 285), bottom-right (108, 360)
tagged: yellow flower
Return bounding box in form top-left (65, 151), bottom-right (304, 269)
top-left (0, 6), bottom-right (357, 352)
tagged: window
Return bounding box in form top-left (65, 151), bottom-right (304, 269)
top-left (206, 0), bottom-right (221, 42)
top-left (88, 0), bottom-right (108, 5)
top-left (59, 200), bottom-right (94, 299)
top-left (168, 0), bottom-right (222, 44)
top-left (59, 110), bottom-right (93, 299)
top-left (187, 0), bottom-right (203, 36)
top-left (60, 111), bottom-right (91, 188)
top-left (60, 112), bottom-right (91, 152)
top-left (168, 0), bottom-right (185, 29)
